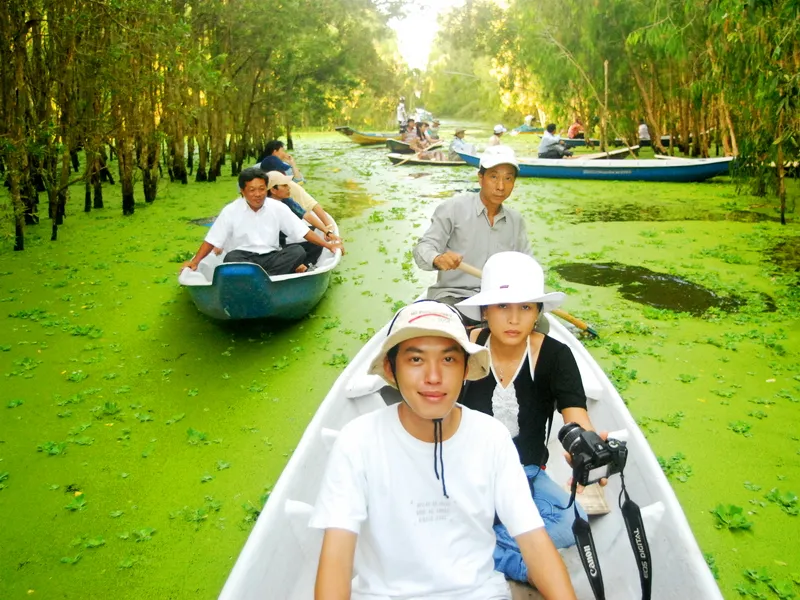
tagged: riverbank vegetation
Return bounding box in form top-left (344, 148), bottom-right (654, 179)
top-left (424, 0), bottom-right (798, 222)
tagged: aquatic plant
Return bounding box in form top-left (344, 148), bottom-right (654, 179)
top-left (711, 504), bottom-right (753, 531)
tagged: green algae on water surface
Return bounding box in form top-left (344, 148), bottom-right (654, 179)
top-left (1, 128), bottom-right (799, 600)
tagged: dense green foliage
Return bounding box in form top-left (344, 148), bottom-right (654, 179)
top-left (427, 0), bottom-right (799, 221)
top-left (0, 0), bottom-right (407, 248)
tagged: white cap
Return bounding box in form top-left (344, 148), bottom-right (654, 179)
top-left (367, 300), bottom-right (490, 387)
top-left (493, 124), bottom-right (507, 134)
top-left (456, 252), bottom-right (566, 322)
top-left (479, 145), bottom-right (519, 173)
top-left (266, 171), bottom-right (293, 188)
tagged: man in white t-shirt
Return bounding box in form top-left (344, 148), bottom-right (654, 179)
top-left (310, 300), bottom-right (577, 600)
top-left (181, 168), bottom-right (340, 275)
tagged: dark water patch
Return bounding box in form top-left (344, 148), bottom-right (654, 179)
top-left (569, 203), bottom-right (785, 224)
top-left (767, 237), bottom-right (800, 275)
top-left (553, 262), bottom-right (776, 315)
top-left (189, 217), bottom-right (215, 227)
top-left (407, 172), bottom-right (432, 179)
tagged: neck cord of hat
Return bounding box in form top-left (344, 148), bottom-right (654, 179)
top-left (432, 418), bottom-right (448, 498)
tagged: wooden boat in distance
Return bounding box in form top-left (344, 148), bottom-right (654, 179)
top-left (458, 151), bottom-right (733, 182)
top-left (575, 146), bottom-right (640, 160)
top-left (511, 125), bottom-right (544, 135)
top-left (386, 139), bottom-right (414, 154)
top-left (178, 222), bottom-right (342, 321)
top-left (387, 152), bottom-right (466, 166)
top-left (218, 312), bottom-right (723, 600)
top-left (563, 137), bottom-right (601, 148)
top-left (335, 126), bottom-right (400, 146)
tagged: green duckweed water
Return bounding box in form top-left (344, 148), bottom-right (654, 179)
top-left (1, 127), bottom-right (798, 599)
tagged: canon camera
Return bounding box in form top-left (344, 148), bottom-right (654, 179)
top-left (558, 422), bottom-right (628, 486)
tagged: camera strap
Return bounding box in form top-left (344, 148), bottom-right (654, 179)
top-left (565, 471), bottom-right (652, 600)
top-left (618, 472), bottom-right (652, 600)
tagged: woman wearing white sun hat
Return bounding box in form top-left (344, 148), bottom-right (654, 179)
top-left (456, 251), bottom-right (607, 584)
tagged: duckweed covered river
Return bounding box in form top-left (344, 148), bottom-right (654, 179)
top-left (1, 128), bottom-right (799, 599)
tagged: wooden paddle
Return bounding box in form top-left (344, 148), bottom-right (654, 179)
top-left (394, 140), bottom-right (444, 166)
top-left (456, 261), bottom-right (599, 338)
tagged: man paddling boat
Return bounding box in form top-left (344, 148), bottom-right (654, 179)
top-left (412, 146), bottom-right (533, 325)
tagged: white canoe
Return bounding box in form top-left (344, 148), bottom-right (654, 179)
top-left (219, 314), bottom-right (723, 599)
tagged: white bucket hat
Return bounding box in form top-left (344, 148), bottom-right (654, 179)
top-left (367, 300), bottom-right (490, 387)
top-left (456, 252), bottom-right (566, 322)
top-left (493, 124), bottom-right (507, 134)
top-left (479, 145), bottom-right (519, 173)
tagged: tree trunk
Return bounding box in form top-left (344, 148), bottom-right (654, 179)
top-left (195, 133), bottom-right (208, 182)
top-left (186, 135), bottom-right (195, 175)
top-left (119, 135), bottom-right (136, 215)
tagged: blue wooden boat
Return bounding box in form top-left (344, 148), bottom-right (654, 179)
top-left (178, 228), bottom-right (342, 321)
top-left (457, 151), bottom-right (733, 182)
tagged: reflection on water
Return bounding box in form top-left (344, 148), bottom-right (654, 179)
top-left (553, 262), bottom-right (776, 315)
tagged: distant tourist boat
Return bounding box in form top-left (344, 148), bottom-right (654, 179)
top-left (457, 151), bottom-right (734, 182)
top-left (178, 222), bottom-right (342, 320)
top-left (511, 124), bottom-right (544, 134)
top-left (563, 137), bottom-right (601, 148)
top-left (217, 311), bottom-right (724, 600)
top-left (387, 152), bottom-right (466, 166)
top-left (335, 126), bottom-right (400, 146)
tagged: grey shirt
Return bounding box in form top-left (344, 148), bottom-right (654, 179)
top-left (538, 131), bottom-right (562, 154)
top-left (413, 192), bottom-right (533, 301)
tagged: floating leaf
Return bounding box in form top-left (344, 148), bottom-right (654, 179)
top-left (60, 554), bottom-right (83, 565)
top-left (7, 399), bottom-right (23, 408)
top-left (133, 528), bottom-right (156, 542)
top-left (711, 504), bottom-right (753, 530)
top-left (165, 413), bottom-right (185, 425)
top-left (65, 495), bottom-right (88, 512)
top-left (109, 510), bottom-right (124, 518)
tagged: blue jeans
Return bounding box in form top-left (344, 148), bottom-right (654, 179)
top-left (494, 465), bottom-right (588, 582)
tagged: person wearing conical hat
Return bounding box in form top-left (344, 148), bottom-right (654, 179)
top-left (311, 300), bottom-right (577, 599)
top-left (457, 252), bottom-right (607, 584)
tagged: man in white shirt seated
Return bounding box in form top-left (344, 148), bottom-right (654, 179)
top-left (310, 300), bottom-right (577, 600)
top-left (181, 168), bottom-right (340, 275)
top-left (538, 124), bottom-right (573, 159)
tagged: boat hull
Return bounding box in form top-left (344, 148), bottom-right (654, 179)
top-left (458, 152), bottom-right (733, 182)
top-left (335, 126), bottom-right (400, 145)
top-left (386, 139), bottom-right (414, 154)
top-left (182, 262), bottom-right (333, 320)
top-left (219, 312), bottom-right (723, 600)
top-left (179, 220), bottom-right (342, 321)
top-left (387, 152), bottom-right (466, 166)
top-left (564, 138), bottom-right (601, 148)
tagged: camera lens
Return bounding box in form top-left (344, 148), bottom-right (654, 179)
top-left (558, 422), bottom-right (585, 454)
